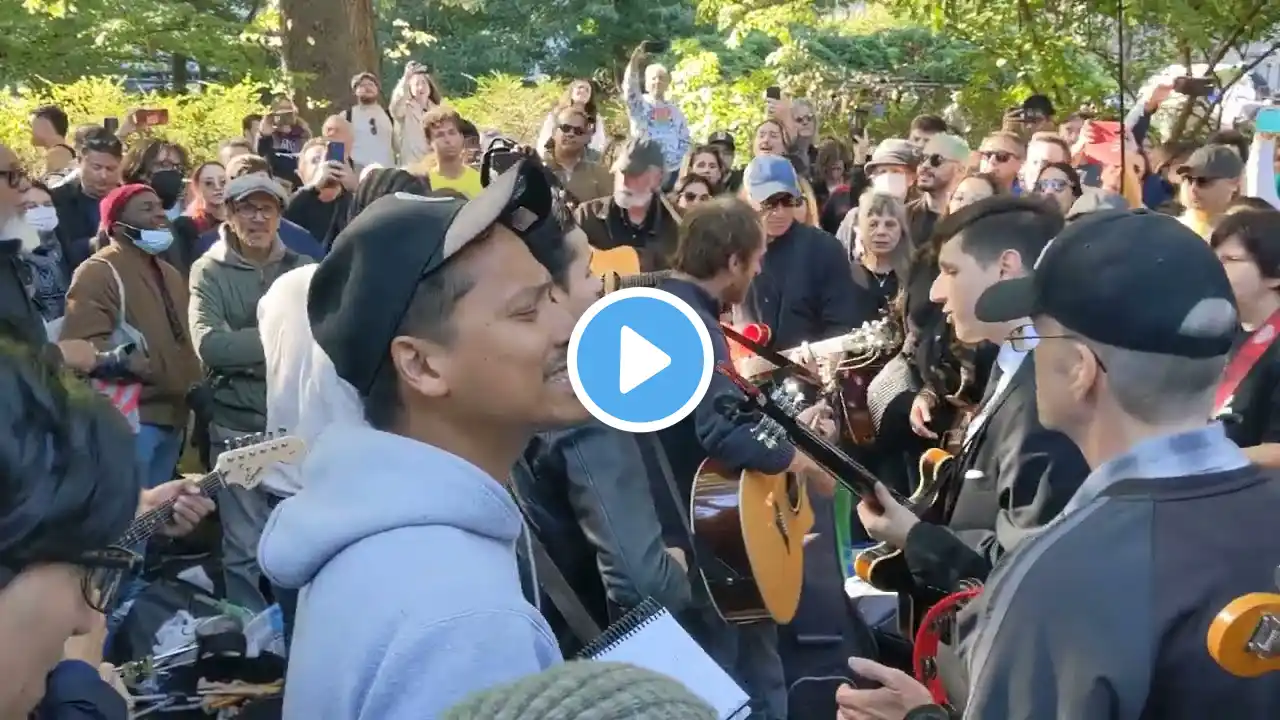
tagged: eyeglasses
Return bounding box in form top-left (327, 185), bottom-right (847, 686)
top-left (759, 195), bottom-right (804, 214)
top-left (981, 150), bottom-right (1017, 164)
top-left (1008, 323), bottom-right (1108, 370)
top-left (1035, 178), bottom-right (1069, 193)
top-left (924, 154), bottom-right (950, 168)
top-left (79, 546), bottom-right (141, 613)
top-left (794, 115), bottom-right (815, 124)
top-left (235, 203), bottom-right (280, 220)
top-left (558, 124), bottom-right (587, 137)
top-left (681, 191), bottom-right (711, 203)
top-left (0, 166), bottom-right (26, 189)
top-left (369, 117), bottom-right (378, 136)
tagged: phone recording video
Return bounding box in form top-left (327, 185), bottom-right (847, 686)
top-left (1173, 76), bottom-right (1218, 98)
top-left (325, 141), bottom-right (346, 165)
top-left (641, 39), bottom-right (669, 54)
top-left (765, 86), bottom-right (782, 102)
top-left (135, 109), bottom-right (169, 127)
top-left (103, 117), bottom-right (120, 134)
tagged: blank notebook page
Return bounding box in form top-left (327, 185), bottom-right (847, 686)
top-left (581, 598), bottom-right (750, 719)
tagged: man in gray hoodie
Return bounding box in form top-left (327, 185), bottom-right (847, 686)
top-left (258, 161), bottom-right (585, 719)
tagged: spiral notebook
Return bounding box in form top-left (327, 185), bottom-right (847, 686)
top-left (577, 598), bottom-right (750, 719)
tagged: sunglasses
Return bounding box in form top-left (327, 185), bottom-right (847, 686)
top-left (558, 124), bottom-right (587, 137)
top-left (981, 150), bottom-right (1017, 163)
top-left (369, 117), bottom-right (378, 136)
top-left (794, 115), bottom-right (815, 124)
top-left (924, 154), bottom-right (951, 168)
top-left (759, 195), bottom-right (804, 213)
top-left (0, 546), bottom-right (140, 614)
top-left (1184, 175), bottom-right (1220, 188)
top-left (681, 191), bottom-right (711, 203)
top-left (1035, 178), bottom-right (1069, 193)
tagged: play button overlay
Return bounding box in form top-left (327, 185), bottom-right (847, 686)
top-left (569, 287), bottom-right (714, 433)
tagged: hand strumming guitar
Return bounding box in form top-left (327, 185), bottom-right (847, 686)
top-left (857, 482), bottom-right (919, 548)
top-left (139, 479), bottom-right (216, 537)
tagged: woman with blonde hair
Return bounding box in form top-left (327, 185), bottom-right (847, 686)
top-left (850, 190), bottom-right (912, 315)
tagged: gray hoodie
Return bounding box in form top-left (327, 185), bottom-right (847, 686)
top-left (259, 425), bottom-right (563, 719)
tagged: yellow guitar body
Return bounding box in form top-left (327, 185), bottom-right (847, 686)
top-left (1207, 592), bottom-right (1280, 677)
top-left (590, 246), bottom-right (641, 277)
top-left (852, 447), bottom-right (953, 585)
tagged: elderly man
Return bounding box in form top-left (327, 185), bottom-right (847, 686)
top-left (189, 173), bottom-right (314, 613)
top-left (837, 210), bottom-right (1280, 719)
top-left (574, 137), bottom-right (680, 272)
top-left (623, 43), bottom-right (690, 188)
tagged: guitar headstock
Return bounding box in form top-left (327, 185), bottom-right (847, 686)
top-left (754, 380), bottom-right (805, 448)
top-left (215, 431), bottom-right (308, 490)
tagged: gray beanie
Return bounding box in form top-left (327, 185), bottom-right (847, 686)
top-left (441, 661), bottom-right (718, 720)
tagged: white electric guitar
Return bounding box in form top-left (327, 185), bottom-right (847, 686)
top-left (735, 319), bottom-right (897, 380)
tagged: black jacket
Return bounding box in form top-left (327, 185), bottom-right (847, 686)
top-left (49, 180), bottom-right (97, 274)
top-left (736, 223), bottom-right (874, 351)
top-left (1221, 331), bottom-right (1280, 449)
top-left (0, 239), bottom-right (50, 347)
top-left (902, 351), bottom-right (1089, 595)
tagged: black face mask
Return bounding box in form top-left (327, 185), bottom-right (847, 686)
top-left (149, 169), bottom-right (185, 210)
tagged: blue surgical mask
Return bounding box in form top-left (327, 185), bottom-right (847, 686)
top-left (119, 223), bottom-right (174, 255)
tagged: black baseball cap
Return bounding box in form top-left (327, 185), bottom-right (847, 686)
top-left (708, 130), bottom-right (736, 151)
top-left (975, 210), bottom-right (1237, 359)
top-left (309, 160), bottom-right (554, 395)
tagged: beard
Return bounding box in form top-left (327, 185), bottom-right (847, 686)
top-left (613, 187), bottom-right (653, 210)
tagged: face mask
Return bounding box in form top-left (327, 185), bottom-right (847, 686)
top-left (149, 169), bottom-right (185, 210)
top-left (25, 206), bottom-right (59, 233)
top-left (119, 223), bottom-right (174, 255)
top-left (872, 173), bottom-right (908, 199)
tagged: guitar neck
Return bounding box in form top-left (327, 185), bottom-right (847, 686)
top-left (118, 470), bottom-right (226, 547)
top-left (750, 393), bottom-right (898, 502)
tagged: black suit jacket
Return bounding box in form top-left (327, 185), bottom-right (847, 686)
top-left (902, 351), bottom-right (1089, 594)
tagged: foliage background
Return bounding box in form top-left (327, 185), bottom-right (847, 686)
top-left (2, 0), bottom-right (1279, 169)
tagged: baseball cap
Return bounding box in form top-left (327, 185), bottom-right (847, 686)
top-left (1177, 144), bottom-right (1244, 181)
top-left (708, 131), bottom-right (736, 151)
top-left (351, 72), bottom-right (379, 90)
top-left (975, 210), bottom-right (1237, 359)
top-left (223, 174), bottom-right (288, 205)
top-left (922, 133), bottom-right (969, 164)
top-left (308, 159), bottom-right (555, 395)
top-left (865, 139), bottom-right (918, 174)
top-left (611, 137), bottom-right (666, 175)
top-left (744, 155), bottom-right (800, 202)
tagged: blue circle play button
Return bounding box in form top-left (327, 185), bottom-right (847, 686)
top-left (568, 287), bottom-right (715, 433)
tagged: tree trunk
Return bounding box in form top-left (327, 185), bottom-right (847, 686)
top-left (279, 0), bottom-right (360, 126)
top-left (171, 54), bottom-right (190, 95)
top-left (345, 0), bottom-right (380, 80)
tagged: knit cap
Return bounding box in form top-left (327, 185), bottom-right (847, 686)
top-left (440, 661), bottom-right (718, 720)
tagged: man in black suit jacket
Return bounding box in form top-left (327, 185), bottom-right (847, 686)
top-left (857, 196), bottom-right (1089, 598)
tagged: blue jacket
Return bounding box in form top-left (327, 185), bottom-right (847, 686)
top-left (34, 660), bottom-right (128, 720)
top-left (258, 424), bottom-right (561, 719)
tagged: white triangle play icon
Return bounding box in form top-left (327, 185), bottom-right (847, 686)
top-left (619, 325), bottom-right (671, 394)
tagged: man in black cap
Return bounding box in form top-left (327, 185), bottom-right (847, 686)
top-left (1177, 143), bottom-right (1243, 238)
top-left (837, 210), bottom-right (1280, 719)
top-left (259, 160), bottom-right (585, 718)
top-left (708, 130), bottom-right (742, 192)
top-left (575, 136), bottom-right (681, 273)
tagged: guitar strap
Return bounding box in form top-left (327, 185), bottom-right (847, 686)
top-left (1214, 310), bottom-right (1280, 416)
top-left (634, 433), bottom-right (733, 584)
top-left (509, 459), bottom-right (602, 645)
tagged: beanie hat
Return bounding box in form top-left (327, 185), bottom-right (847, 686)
top-left (440, 662), bottom-right (718, 720)
top-left (347, 168), bottom-right (432, 223)
top-left (98, 183), bottom-right (154, 233)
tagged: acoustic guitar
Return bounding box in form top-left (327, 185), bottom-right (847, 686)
top-left (118, 432), bottom-right (307, 548)
top-left (691, 383), bottom-right (814, 624)
top-left (1207, 580), bottom-right (1280, 677)
top-left (852, 447), bottom-right (955, 593)
top-left (589, 246), bottom-right (641, 278)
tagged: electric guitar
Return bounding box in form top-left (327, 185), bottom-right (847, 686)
top-left (118, 432), bottom-right (307, 548)
top-left (852, 448), bottom-right (956, 593)
top-left (691, 382), bottom-right (814, 624)
top-left (1207, 572), bottom-right (1280, 677)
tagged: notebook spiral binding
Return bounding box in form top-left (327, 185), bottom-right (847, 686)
top-left (576, 597), bottom-right (665, 660)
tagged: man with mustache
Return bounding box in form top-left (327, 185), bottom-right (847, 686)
top-left (258, 161), bottom-right (583, 719)
top-left (575, 137), bottom-right (681, 272)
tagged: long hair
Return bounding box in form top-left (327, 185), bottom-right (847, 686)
top-left (677, 145), bottom-right (728, 193)
top-left (554, 79), bottom-right (600, 129)
top-left (184, 161), bottom-right (225, 222)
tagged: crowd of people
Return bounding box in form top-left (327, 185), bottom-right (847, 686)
top-left (3, 41), bottom-right (1280, 720)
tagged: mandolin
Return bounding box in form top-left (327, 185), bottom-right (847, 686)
top-left (119, 432), bottom-right (306, 548)
top-left (1207, 572), bottom-right (1280, 677)
top-left (691, 382), bottom-right (814, 624)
